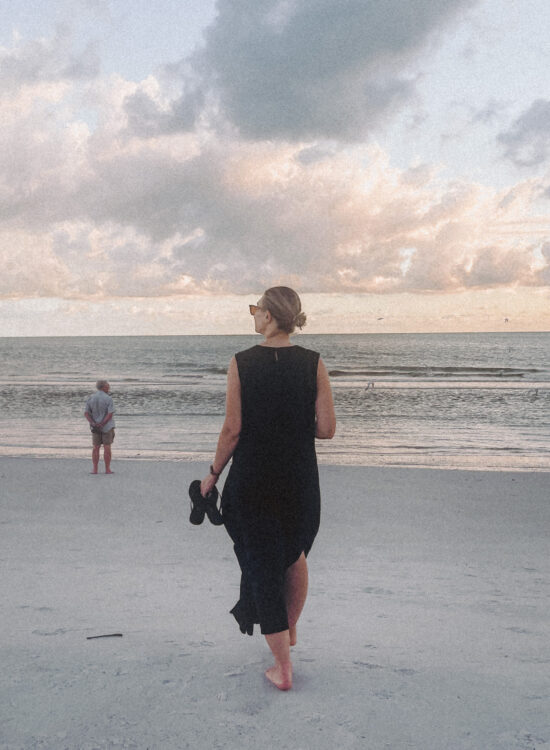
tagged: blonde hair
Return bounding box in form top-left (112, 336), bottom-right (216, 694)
top-left (261, 286), bottom-right (307, 334)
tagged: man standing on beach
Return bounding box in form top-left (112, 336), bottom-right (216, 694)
top-left (84, 380), bottom-right (115, 474)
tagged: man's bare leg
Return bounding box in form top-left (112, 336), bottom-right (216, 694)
top-left (91, 445), bottom-right (100, 474)
top-left (265, 631), bottom-right (292, 690)
top-left (285, 552), bottom-right (308, 646)
top-left (104, 445), bottom-right (113, 474)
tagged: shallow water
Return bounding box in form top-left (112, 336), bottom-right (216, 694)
top-left (0, 332), bottom-right (549, 470)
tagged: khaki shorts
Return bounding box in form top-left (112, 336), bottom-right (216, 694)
top-left (92, 428), bottom-right (115, 446)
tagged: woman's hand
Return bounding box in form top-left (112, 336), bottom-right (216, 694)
top-left (200, 473), bottom-right (217, 497)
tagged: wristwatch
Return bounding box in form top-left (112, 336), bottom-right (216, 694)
top-left (209, 464), bottom-right (220, 478)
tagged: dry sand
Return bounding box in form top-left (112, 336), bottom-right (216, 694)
top-left (1, 457), bottom-right (549, 750)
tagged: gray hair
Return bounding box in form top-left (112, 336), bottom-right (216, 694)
top-left (96, 379), bottom-right (109, 390)
top-left (261, 286), bottom-right (307, 334)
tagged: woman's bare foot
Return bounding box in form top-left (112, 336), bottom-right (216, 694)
top-left (265, 662), bottom-right (292, 691)
top-left (289, 625), bottom-right (297, 646)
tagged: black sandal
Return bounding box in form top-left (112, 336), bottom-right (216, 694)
top-left (188, 480), bottom-right (224, 526)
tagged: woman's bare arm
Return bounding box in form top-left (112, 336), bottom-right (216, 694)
top-left (201, 356), bottom-right (242, 495)
top-left (315, 357), bottom-right (336, 439)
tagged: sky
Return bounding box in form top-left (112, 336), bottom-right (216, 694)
top-left (1, 0), bottom-right (549, 335)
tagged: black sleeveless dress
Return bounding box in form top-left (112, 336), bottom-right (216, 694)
top-left (221, 344), bottom-right (321, 636)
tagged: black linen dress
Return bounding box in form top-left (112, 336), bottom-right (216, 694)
top-left (221, 344), bottom-right (321, 636)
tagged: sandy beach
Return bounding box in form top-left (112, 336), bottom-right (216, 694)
top-left (1, 457), bottom-right (548, 749)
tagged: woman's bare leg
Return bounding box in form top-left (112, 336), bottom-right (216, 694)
top-left (265, 631), bottom-right (292, 690)
top-left (264, 552), bottom-right (308, 689)
top-left (285, 552), bottom-right (308, 646)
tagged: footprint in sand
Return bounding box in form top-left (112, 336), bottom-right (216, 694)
top-left (505, 626), bottom-right (531, 634)
top-left (242, 701), bottom-right (266, 716)
top-left (223, 667), bottom-right (245, 677)
top-left (353, 660), bottom-right (384, 670)
top-left (374, 689), bottom-right (393, 700)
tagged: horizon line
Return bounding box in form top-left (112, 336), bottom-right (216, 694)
top-left (1, 330), bottom-right (549, 339)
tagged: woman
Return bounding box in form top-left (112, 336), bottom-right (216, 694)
top-left (200, 286), bottom-right (336, 690)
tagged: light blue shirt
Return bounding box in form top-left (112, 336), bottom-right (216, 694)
top-left (85, 390), bottom-right (115, 432)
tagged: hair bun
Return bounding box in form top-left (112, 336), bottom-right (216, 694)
top-left (262, 286), bottom-right (305, 333)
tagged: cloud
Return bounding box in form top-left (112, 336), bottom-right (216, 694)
top-left (1, 80), bottom-right (547, 300)
top-left (1, 19), bottom-right (548, 305)
top-left (537, 242), bottom-right (550, 285)
top-left (123, 84), bottom-right (205, 138)
top-left (187, 0), bottom-right (476, 141)
top-left (139, 0), bottom-right (477, 142)
top-left (0, 25), bottom-right (99, 94)
top-left (470, 98), bottom-right (507, 126)
top-left (0, 231), bottom-right (73, 298)
top-left (498, 99), bottom-right (550, 167)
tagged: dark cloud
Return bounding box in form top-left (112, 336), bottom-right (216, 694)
top-left (470, 98), bottom-right (507, 125)
top-left (498, 99), bottom-right (550, 167)
top-left (294, 144), bottom-right (336, 165)
top-left (192, 0), bottom-right (476, 141)
top-left (123, 89), bottom-right (203, 138)
top-left (0, 26), bottom-right (99, 92)
top-left (98, 1), bottom-right (478, 143)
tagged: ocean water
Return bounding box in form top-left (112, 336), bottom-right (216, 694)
top-left (0, 332), bottom-right (549, 471)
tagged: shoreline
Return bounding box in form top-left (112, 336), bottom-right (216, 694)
top-left (1, 450), bottom-right (549, 472)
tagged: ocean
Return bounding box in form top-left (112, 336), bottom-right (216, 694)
top-left (0, 332), bottom-right (549, 471)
